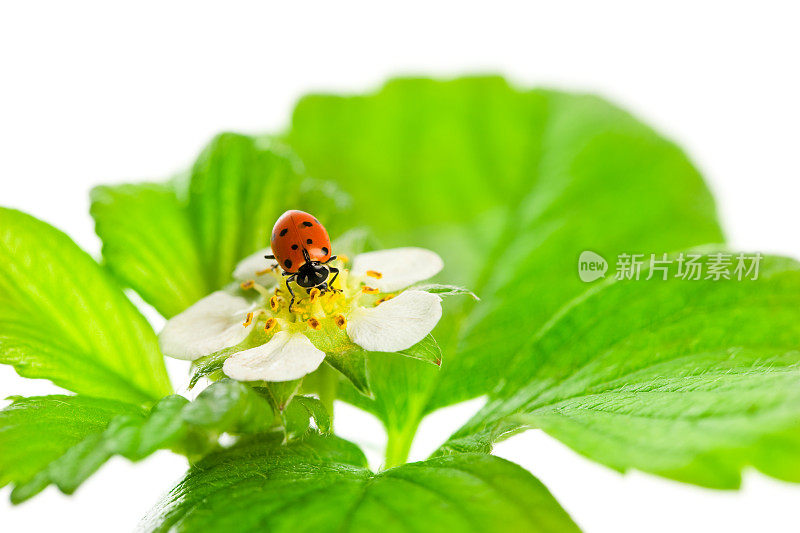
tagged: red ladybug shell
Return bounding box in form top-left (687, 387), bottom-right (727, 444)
top-left (270, 210), bottom-right (332, 273)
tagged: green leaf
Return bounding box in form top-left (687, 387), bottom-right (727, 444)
top-left (140, 435), bottom-right (579, 533)
top-left (91, 182), bottom-right (208, 318)
top-left (0, 395), bottom-right (144, 498)
top-left (3, 380), bottom-right (274, 502)
top-left (91, 134), bottom-right (321, 318)
top-left (185, 134), bottom-right (304, 289)
top-left (441, 255), bottom-right (800, 489)
top-left (286, 76), bottom-right (724, 443)
top-left (0, 208), bottom-right (172, 403)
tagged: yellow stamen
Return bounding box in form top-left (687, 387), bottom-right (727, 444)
top-left (334, 314), bottom-right (347, 329)
top-left (270, 295), bottom-right (280, 312)
top-left (242, 312), bottom-right (254, 327)
top-left (264, 317), bottom-right (277, 332)
top-left (376, 294), bottom-right (396, 305)
top-left (325, 291), bottom-right (344, 307)
top-left (252, 283), bottom-right (271, 298)
top-left (338, 254), bottom-right (349, 264)
top-left (362, 286), bottom-right (379, 295)
top-left (309, 287), bottom-right (321, 302)
top-left (240, 280), bottom-right (255, 290)
top-left (307, 317), bottom-right (321, 330)
top-left (366, 270), bottom-right (383, 279)
top-left (256, 268), bottom-right (271, 276)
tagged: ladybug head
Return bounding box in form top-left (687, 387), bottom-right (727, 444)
top-left (295, 260), bottom-right (329, 288)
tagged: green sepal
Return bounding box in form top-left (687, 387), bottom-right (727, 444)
top-left (280, 400), bottom-right (311, 440)
top-left (395, 334), bottom-right (442, 367)
top-left (411, 283), bottom-right (479, 300)
top-left (255, 379), bottom-right (302, 412)
top-left (184, 379), bottom-right (274, 435)
top-left (292, 395), bottom-right (332, 434)
top-left (305, 323), bottom-right (372, 397)
top-left (324, 356), bottom-right (370, 398)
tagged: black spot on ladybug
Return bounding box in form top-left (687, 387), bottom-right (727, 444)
top-left (291, 244), bottom-right (299, 250)
top-left (321, 246), bottom-right (329, 255)
top-left (284, 259), bottom-right (292, 269)
top-left (306, 239), bottom-right (313, 244)
top-left (279, 228), bottom-right (289, 237)
top-left (302, 221), bottom-right (313, 227)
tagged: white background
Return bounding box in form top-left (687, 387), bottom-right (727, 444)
top-left (2, 1), bottom-right (799, 531)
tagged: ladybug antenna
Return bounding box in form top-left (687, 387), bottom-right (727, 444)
top-left (302, 248), bottom-right (312, 262)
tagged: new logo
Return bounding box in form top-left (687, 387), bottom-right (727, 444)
top-left (578, 251), bottom-right (608, 282)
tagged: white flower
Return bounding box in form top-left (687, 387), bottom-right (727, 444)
top-left (346, 290), bottom-right (442, 352)
top-left (222, 331), bottom-right (326, 382)
top-left (159, 247), bottom-right (445, 382)
top-left (159, 291), bottom-right (259, 361)
top-left (232, 247), bottom-right (277, 287)
top-left (350, 248), bottom-right (443, 292)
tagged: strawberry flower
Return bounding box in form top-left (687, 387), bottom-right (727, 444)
top-left (159, 247), bottom-right (445, 383)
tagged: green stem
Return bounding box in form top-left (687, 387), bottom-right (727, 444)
top-left (317, 363), bottom-right (339, 427)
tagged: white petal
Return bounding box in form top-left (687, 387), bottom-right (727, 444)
top-left (233, 247), bottom-right (277, 287)
top-left (351, 247), bottom-right (444, 292)
top-left (347, 290), bottom-right (442, 352)
top-left (159, 291), bottom-right (255, 361)
top-left (222, 331), bottom-right (326, 382)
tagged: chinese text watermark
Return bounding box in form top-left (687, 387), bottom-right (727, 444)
top-left (578, 252), bottom-right (762, 283)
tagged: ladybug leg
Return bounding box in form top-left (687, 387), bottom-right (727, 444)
top-left (327, 266), bottom-right (341, 292)
top-left (284, 274), bottom-right (297, 312)
top-left (265, 254), bottom-right (275, 259)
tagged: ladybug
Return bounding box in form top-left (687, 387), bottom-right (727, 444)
top-left (265, 210), bottom-right (339, 311)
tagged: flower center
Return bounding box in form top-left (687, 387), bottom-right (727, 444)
top-left (237, 259), bottom-right (393, 336)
